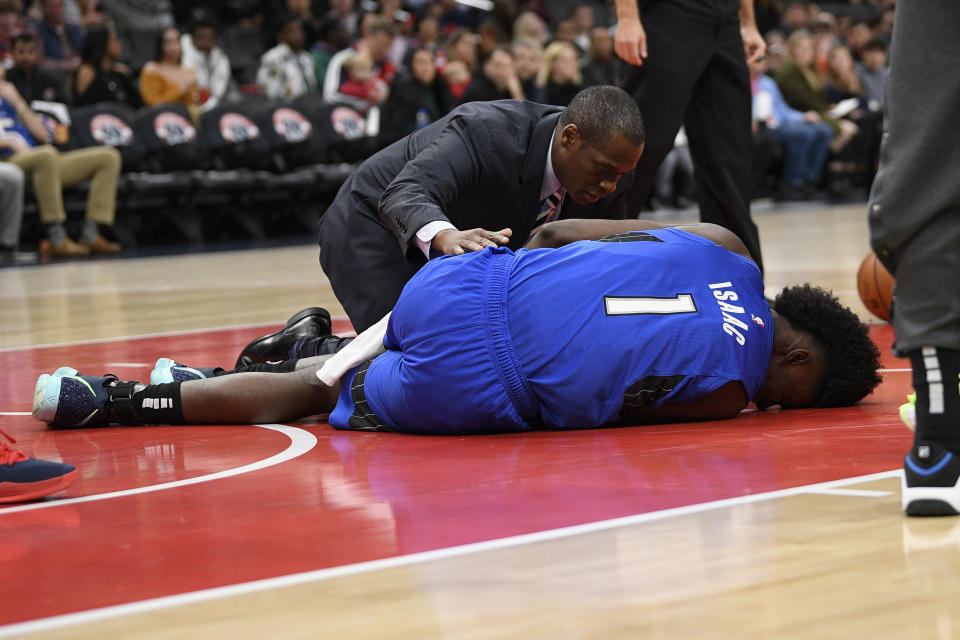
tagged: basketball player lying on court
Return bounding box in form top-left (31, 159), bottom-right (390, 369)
top-left (32, 220), bottom-right (882, 434)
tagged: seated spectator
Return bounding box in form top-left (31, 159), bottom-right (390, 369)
top-left (580, 26), bottom-right (615, 88)
top-left (323, 16), bottom-right (395, 107)
top-left (311, 15), bottom-right (349, 89)
top-left (285, 0), bottom-right (319, 50)
top-left (439, 58), bottom-right (470, 107)
top-left (73, 22), bottom-right (143, 108)
top-left (380, 46), bottom-right (443, 145)
top-left (75, 0), bottom-right (106, 27)
top-left (323, 0), bottom-right (358, 43)
top-left (651, 127), bottom-right (695, 209)
top-left (410, 14), bottom-right (440, 57)
top-left (856, 37), bottom-right (887, 110)
top-left (824, 43), bottom-right (882, 185)
top-left (568, 3), bottom-right (593, 53)
top-left (511, 38), bottom-right (543, 102)
top-left (32, 0), bottom-right (83, 73)
top-left (459, 45), bottom-right (523, 104)
top-left (475, 17), bottom-right (506, 61)
top-left (6, 32), bottom-right (67, 103)
top-left (0, 66), bottom-right (122, 257)
top-left (338, 49), bottom-right (389, 107)
top-left (180, 14), bottom-right (233, 112)
top-left (139, 27), bottom-right (200, 117)
top-left (256, 13), bottom-right (317, 99)
top-left (512, 11), bottom-right (548, 47)
top-left (0, 161), bottom-right (26, 265)
top-left (750, 53), bottom-right (831, 200)
top-left (843, 20), bottom-right (872, 61)
top-left (0, 0), bottom-right (23, 68)
top-left (443, 27), bottom-right (477, 74)
top-left (536, 40), bottom-right (581, 106)
top-left (775, 31), bottom-right (857, 155)
top-left (824, 45), bottom-right (866, 107)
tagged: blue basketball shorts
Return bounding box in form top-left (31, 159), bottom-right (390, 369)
top-left (328, 248), bottom-right (539, 435)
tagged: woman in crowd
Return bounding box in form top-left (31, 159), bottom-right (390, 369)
top-left (139, 27), bottom-right (201, 121)
top-left (536, 40), bottom-right (581, 106)
top-left (73, 22), bottom-right (143, 109)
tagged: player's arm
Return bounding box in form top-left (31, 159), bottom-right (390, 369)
top-left (618, 381), bottom-right (749, 425)
top-left (525, 219), bottom-right (754, 261)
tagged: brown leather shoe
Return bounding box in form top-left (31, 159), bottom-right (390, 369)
top-left (84, 234), bottom-right (123, 254)
top-left (42, 237), bottom-right (91, 258)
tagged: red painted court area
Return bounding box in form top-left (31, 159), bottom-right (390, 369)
top-left (0, 323), bottom-right (911, 626)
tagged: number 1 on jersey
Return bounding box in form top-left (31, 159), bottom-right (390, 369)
top-left (604, 294), bottom-right (698, 316)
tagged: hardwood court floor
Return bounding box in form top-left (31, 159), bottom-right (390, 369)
top-left (2, 203), bottom-right (957, 639)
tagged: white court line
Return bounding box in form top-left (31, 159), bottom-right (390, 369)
top-left (0, 412), bottom-right (30, 416)
top-left (0, 467), bottom-right (901, 637)
top-left (804, 488), bottom-right (893, 498)
top-left (880, 368), bottom-right (911, 373)
top-left (104, 362), bottom-right (152, 368)
top-left (0, 424), bottom-right (317, 516)
top-left (0, 316), bottom-right (353, 354)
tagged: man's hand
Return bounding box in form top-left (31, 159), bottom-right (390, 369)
top-left (614, 15), bottom-right (647, 66)
top-left (740, 21), bottom-right (766, 63)
top-left (432, 228), bottom-right (512, 255)
top-left (804, 111), bottom-right (821, 123)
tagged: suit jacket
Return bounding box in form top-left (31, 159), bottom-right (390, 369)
top-left (318, 99), bottom-right (635, 331)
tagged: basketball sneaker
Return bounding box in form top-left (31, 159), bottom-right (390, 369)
top-left (150, 358), bottom-right (220, 384)
top-left (32, 367), bottom-right (118, 428)
top-left (0, 428), bottom-right (77, 503)
top-left (902, 441), bottom-right (960, 516)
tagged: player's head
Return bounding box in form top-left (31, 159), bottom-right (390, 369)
top-left (755, 284), bottom-right (882, 410)
top-left (553, 85), bottom-right (644, 205)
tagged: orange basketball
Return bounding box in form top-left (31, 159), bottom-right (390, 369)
top-left (857, 250), bottom-right (895, 321)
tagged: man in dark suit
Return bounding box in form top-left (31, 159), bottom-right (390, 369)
top-left (321, 84), bottom-right (644, 333)
top-left (235, 85), bottom-right (645, 366)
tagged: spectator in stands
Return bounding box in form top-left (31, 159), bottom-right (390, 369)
top-left (73, 22), bottom-right (143, 108)
top-left (257, 13), bottom-right (316, 99)
top-left (459, 45), bottom-right (522, 103)
top-left (311, 15), bottom-right (349, 89)
top-left (856, 37), bottom-right (887, 110)
top-left (380, 46), bottom-right (443, 146)
top-left (536, 40), bottom-right (581, 107)
top-left (750, 52), bottom-right (831, 200)
top-left (780, 1), bottom-right (809, 35)
top-left (411, 14), bottom-right (440, 56)
top-left (843, 20), bottom-right (872, 61)
top-left (436, 0), bottom-right (473, 36)
top-left (32, 0), bottom-right (82, 73)
top-left (568, 3), bottom-right (594, 53)
top-left (0, 66), bottom-right (122, 257)
top-left (439, 59), bottom-right (470, 107)
top-left (580, 26), bottom-right (615, 87)
top-left (338, 48), bottom-right (388, 107)
top-left (824, 43), bottom-right (882, 186)
top-left (180, 14), bottom-right (233, 112)
top-left (512, 10), bottom-right (548, 46)
top-left (323, 16), bottom-right (395, 107)
top-left (824, 44), bottom-right (866, 107)
top-left (96, 0), bottom-right (173, 32)
top-left (139, 27), bottom-right (200, 117)
top-left (0, 0), bottom-right (22, 68)
top-left (763, 31), bottom-right (787, 75)
top-left (511, 38), bottom-right (544, 102)
top-left (475, 17), bottom-right (506, 62)
top-left (775, 31), bottom-right (857, 156)
top-left (75, 0), bottom-right (106, 27)
top-left (285, 0), bottom-right (319, 50)
top-left (444, 28), bottom-right (476, 74)
top-left (7, 32), bottom-right (67, 102)
top-left (0, 161), bottom-right (27, 265)
top-left (323, 0), bottom-right (358, 42)
top-left (650, 127), bottom-right (695, 210)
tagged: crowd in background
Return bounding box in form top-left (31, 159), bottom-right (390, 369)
top-left (0, 0), bottom-right (895, 263)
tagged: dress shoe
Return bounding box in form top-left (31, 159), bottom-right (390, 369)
top-left (83, 234), bottom-right (123, 254)
top-left (235, 307), bottom-right (332, 368)
top-left (39, 238), bottom-right (91, 258)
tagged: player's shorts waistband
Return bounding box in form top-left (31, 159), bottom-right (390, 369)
top-left (483, 250), bottom-right (540, 422)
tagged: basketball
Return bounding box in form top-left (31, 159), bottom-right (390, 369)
top-left (857, 251), bottom-right (895, 321)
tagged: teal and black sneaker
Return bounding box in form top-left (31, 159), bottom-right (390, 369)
top-left (32, 367), bottom-right (116, 428)
top-left (149, 358), bottom-right (220, 384)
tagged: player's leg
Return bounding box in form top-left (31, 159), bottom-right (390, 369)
top-left (33, 363), bottom-right (340, 428)
top-left (869, 0), bottom-right (960, 515)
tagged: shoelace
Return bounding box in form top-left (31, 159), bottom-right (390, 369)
top-left (0, 427), bottom-right (30, 466)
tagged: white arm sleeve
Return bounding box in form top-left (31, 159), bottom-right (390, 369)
top-left (316, 312), bottom-right (392, 386)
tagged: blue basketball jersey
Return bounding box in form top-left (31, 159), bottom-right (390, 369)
top-left (506, 228), bottom-right (774, 428)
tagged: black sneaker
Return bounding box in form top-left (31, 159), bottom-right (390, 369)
top-left (902, 441), bottom-right (960, 516)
